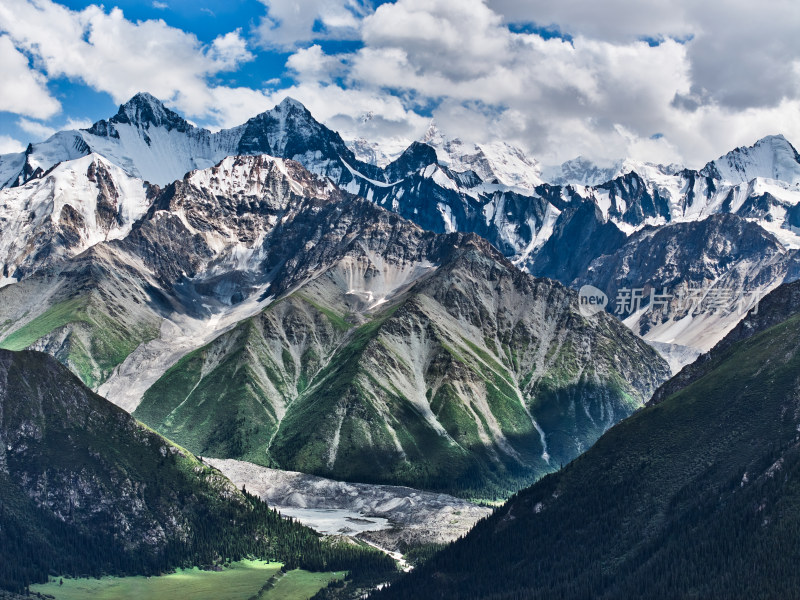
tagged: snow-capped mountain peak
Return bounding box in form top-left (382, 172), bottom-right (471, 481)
top-left (543, 155), bottom-right (686, 188)
top-left (184, 154), bottom-right (335, 202)
top-left (0, 153), bottom-right (150, 282)
top-left (114, 92), bottom-right (192, 132)
top-left (251, 97), bottom-right (316, 138)
top-left (419, 123), bottom-right (542, 189)
top-left (0, 94), bottom-right (353, 189)
top-left (477, 140), bottom-right (543, 189)
top-left (344, 137), bottom-right (407, 168)
top-left (275, 96), bottom-right (308, 112)
top-left (703, 134), bottom-right (800, 185)
top-left (542, 156), bottom-right (624, 187)
top-left (420, 123), bottom-right (446, 147)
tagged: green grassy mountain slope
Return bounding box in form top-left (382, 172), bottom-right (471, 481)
top-left (0, 349), bottom-right (392, 594)
top-left (135, 292), bottom-right (351, 464)
top-left (0, 246), bottom-right (163, 389)
top-left (376, 279), bottom-right (800, 599)
top-left (136, 238), bottom-right (669, 499)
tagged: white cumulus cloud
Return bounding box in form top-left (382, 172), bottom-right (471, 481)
top-left (17, 117), bottom-right (94, 142)
top-left (255, 0), bottom-right (369, 48)
top-left (0, 35), bottom-right (61, 119)
top-left (1, 0), bottom-right (799, 168)
top-left (0, 135), bottom-right (25, 154)
top-left (280, 0), bottom-right (800, 166)
top-left (0, 0), bottom-right (258, 126)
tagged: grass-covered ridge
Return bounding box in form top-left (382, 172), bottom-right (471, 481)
top-left (135, 293), bottom-right (354, 467)
top-left (136, 254), bottom-right (668, 499)
top-left (0, 292), bottom-right (159, 389)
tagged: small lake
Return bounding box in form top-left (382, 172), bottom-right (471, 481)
top-left (276, 507), bottom-right (392, 535)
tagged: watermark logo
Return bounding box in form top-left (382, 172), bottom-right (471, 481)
top-left (578, 285), bottom-right (608, 317)
top-left (576, 281), bottom-right (763, 319)
top-left (613, 284), bottom-right (761, 317)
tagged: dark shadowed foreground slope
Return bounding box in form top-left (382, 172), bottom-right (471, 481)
top-left (377, 279), bottom-right (800, 599)
top-left (0, 349), bottom-right (392, 594)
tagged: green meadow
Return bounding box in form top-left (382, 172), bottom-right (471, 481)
top-left (31, 560), bottom-right (345, 600)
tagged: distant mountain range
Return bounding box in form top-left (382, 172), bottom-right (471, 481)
top-left (2, 93), bottom-right (799, 366)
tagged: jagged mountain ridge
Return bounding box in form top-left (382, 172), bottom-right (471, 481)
top-left (5, 94), bottom-right (800, 270)
top-left (0, 94), bottom-right (571, 279)
top-left (2, 95), bottom-right (800, 374)
top-left (0, 91), bottom-right (798, 379)
top-left (419, 123), bottom-right (544, 190)
top-left (702, 134), bottom-right (800, 185)
top-left (0, 93), bottom-right (385, 190)
top-left (649, 277), bottom-right (800, 404)
top-left (1, 93), bottom-right (799, 399)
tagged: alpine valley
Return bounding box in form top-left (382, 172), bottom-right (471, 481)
top-left (1, 92), bottom-right (800, 598)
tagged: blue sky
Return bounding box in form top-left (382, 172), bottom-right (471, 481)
top-left (1, 0), bottom-right (799, 167)
top-left (0, 0), bottom-right (300, 144)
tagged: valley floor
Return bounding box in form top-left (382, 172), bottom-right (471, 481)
top-left (30, 560), bottom-right (343, 600)
top-left (206, 458), bottom-right (493, 552)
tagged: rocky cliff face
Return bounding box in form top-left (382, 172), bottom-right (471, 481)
top-left (0, 155), bottom-right (340, 390)
top-left (6, 94), bottom-right (799, 280)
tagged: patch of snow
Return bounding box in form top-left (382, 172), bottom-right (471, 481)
top-left (437, 202), bottom-right (456, 233)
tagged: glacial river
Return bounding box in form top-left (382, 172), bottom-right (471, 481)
top-left (276, 507), bottom-right (393, 535)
